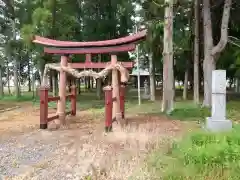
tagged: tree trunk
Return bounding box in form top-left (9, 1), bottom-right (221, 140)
top-left (229, 79), bottom-right (233, 89)
top-left (13, 58), bottom-right (20, 98)
top-left (183, 69), bottom-right (188, 100)
top-left (203, 0), bottom-right (215, 106)
top-left (84, 77), bottom-right (87, 91)
top-left (91, 77), bottom-right (94, 89)
top-left (39, 61), bottom-right (45, 83)
top-left (211, 0), bottom-right (232, 56)
top-left (32, 71), bottom-right (35, 99)
top-left (6, 57), bottom-right (11, 95)
top-left (11, 19), bottom-right (20, 98)
top-left (13, 56), bottom-right (20, 97)
top-left (87, 77), bottom-right (91, 90)
top-left (27, 53), bottom-right (31, 92)
top-left (189, 76), bottom-right (194, 90)
top-left (184, 3), bottom-right (194, 101)
top-left (235, 78), bottom-right (240, 93)
top-left (202, 0), bottom-right (232, 106)
top-left (0, 65), bottom-right (3, 98)
top-left (49, 70), bottom-right (53, 92)
top-left (194, 0), bottom-right (200, 104)
top-left (52, 71), bottom-right (58, 96)
top-left (161, 0), bottom-right (174, 113)
top-left (78, 79), bottom-right (81, 94)
top-left (149, 53), bottom-right (156, 101)
top-left (96, 54), bottom-right (102, 99)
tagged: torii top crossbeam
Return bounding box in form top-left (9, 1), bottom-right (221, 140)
top-left (33, 30), bottom-right (147, 69)
top-left (33, 30), bottom-right (147, 55)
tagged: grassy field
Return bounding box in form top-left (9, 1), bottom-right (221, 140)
top-left (136, 100), bottom-right (240, 179)
top-left (1, 89), bottom-right (240, 179)
top-left (144, 125), bottom-right (240, 180)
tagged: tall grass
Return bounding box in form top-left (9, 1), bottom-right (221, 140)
top-left (147, 126), bottom-right (240, 180)
top-left (143, 101), bottom-right (240, 180)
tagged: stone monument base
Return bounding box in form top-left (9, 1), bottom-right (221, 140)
top-left (205, 117), bottom-right (232, 132)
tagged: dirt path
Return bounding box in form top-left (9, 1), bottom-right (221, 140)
top-left (0, 105), bottom-right (196, 180)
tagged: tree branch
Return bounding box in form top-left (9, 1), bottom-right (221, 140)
top-left (211, 0), bottom-right (232, 57)
top-left (211, 0), bottom-right (225, 9)
top-left (152, 0), bottom-right (163, 8)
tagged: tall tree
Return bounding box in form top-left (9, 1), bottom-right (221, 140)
top-left (149, 52), bottom-right (156, 101)
top-left (194, 0), bottom-right (200, 104)
top-left (3, 0), bottom-right (21, 97)
top-left (0, 50), bottom-right (4, 97)
top-left (183, 3), bottom-right (194, 100)
top-left (202, 0), bottom-right (232, 106)
top-left (161, 0), bottom-right (174, 113)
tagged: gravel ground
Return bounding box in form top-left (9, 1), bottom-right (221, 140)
top-left (0, 106), bottom-right (194, 180)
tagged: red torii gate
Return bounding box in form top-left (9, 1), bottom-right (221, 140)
top-left (33, 30), bottom-right (147, 132)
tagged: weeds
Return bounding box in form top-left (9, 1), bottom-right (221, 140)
top-left (147, 126), bottom-right (240, 180)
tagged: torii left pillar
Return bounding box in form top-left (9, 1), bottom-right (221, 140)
top-left (57, 55), bottom-right (68, 125)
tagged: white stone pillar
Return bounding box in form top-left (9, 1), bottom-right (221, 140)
top-left (205, 70), bottom-right (232, 131)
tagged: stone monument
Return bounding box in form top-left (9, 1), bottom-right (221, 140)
top-left (205, 70), bottom-right (232, 131)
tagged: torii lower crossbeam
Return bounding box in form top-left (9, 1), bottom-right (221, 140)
top-left (68, 62), bottom-right (133, 69)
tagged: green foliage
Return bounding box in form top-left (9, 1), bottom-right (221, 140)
top-left (142, 0), bottom-right (194, 80)
top-left (32, 7), bottom-right (52, 35)
top-left (32, 8), bottom-right (51, 25)
top-left (217, 45), bottom-right (239, 79)
top-left (21, 24), bottom-right (35, 47)
top-left (2, 0), bottom-right (240, 100)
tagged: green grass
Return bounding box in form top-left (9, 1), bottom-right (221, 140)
top-left (168, 102), bottom-right (210, 122)
top-left (2, 90), bottom-right (240, 123)
top-left (162, 100), bottom-right (240, 123)
top-left (0, 89), bottom-right (163, 112)
top-left (0, 92), bottom-right (34, 102)
top-left (145, 126), bottom-right (240, 180)
top-left (141, 101), bottom-right (240, 180)
top-left (227, 101), bottom-right (240, 121)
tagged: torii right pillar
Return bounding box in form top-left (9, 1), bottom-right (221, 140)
top-left (205, 70), bottom-right (232, 132)
top-left (111, 55), bottom-right (122, 126)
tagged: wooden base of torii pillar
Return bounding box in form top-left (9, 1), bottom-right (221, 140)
top-left (103, 83), bottom-right (126, 132)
